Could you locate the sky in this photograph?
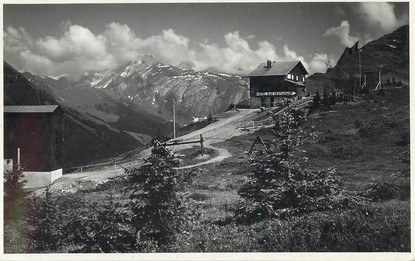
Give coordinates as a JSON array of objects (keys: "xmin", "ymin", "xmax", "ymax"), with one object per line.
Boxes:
[{"xmin": 3, "ymin": 2, "xmax": 409, "ymax": 78}]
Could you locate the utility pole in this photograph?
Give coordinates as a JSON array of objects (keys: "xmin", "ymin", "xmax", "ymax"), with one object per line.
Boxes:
[
  {"xmin": 359, "ymin": 49, "xmax": 362, "ymax": 89},
  {"xmin": 173, "ymin": 99, "xmax": 176, "ymax": 139}
]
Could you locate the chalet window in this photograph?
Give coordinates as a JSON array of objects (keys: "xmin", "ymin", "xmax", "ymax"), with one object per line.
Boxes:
[
  {"xmin": 302, "ymin": 76, "xmax": 305, "ymax": 82},
  {"xmin": 287, "ymin": 74, "xmax": 291, "ymax": 79},
  {"xmin": 296, "ymin": 75, "xmax": 299, "ymax": 81}
]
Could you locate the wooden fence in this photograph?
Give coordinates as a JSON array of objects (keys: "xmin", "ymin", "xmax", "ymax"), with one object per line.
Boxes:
[{"xmin": 236, "ymin": 97, "xmax": 313, "ymax": 130}]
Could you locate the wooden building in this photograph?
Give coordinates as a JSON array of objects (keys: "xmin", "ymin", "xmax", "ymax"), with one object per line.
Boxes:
[
  {"xmin": 248, "ymin": 60, "xmax": 309, "ymax": 108},
  {"xmin": 4, "ymin": 105, "xmax": 64, "ymax": 188}
]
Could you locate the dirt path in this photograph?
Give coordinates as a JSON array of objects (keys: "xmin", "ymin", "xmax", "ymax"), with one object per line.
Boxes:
[
  {"xmin": 122, "ymin": 109, "xmax": 258, "ymax": 168},
  {"xmin": 175, "ymin": 145, "xmax": 231, "ymax": 169},
  {"xmin": 46, "ymin": 109, "xmax": 259, "ymax": 193}
]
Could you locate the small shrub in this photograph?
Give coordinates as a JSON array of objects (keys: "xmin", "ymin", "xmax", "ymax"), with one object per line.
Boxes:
[
  {"xmin": 354, "ymin": 119, "xmax": 365, "ymax": 129},
  {"xmin": 364, "ymin": 179, "xmax": 399, "ymax": 202},
  {"xmin": 364, "ymin": 173, "xmax": 409, "ymax": 202},
  {"xmin": 188, "ymin": 192, "xmax": 209, "ymax": 201},
  {"xmin": 32, "ymin": 187, "xmax": 61, "ymax": 252},
  {"xmin": 396, "ymin": 131, "xmax": 410, "ymax": 146},
  {"xmin": 174, "ymin": 201, "xmax": 410, "ymax": 252},
  {"xmin": 323, "ymin": 90, "xmax": 330, "ymax": 108},
  {"xmin": 313, "ymin": 92, "xmax": 321, "ymax": 108}
]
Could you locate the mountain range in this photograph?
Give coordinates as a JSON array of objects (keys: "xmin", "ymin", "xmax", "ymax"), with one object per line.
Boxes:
[{"xmin": 23, "ymin": 54, "xmax": 249, "ymax": 126}]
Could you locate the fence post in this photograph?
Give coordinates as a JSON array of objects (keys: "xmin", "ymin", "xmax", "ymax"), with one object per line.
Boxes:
[
  {"xmin": 200, "ymin": 134, "xmax": 204, "ymax": 156},
  {"xmin": 17, "ymin": 148, "xmax": 21, "ymax": 170},
  {"xmin": 80, "ymin": 166, "xmax": 83, "ymax": 173}
]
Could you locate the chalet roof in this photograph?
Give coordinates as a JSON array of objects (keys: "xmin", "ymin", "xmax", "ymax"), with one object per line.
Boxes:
[
  {"xmin": 4, "ymin": 105, "xmax": 60, "ymax": 113},
  {"xmin": 248, "ymin": 61, "xmax": 308, "ymax": 77}
]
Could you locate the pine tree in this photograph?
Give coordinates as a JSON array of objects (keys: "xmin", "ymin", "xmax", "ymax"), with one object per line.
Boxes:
[
  {"xmin": 4, "ymin": 169, "xmax": 31, "ymax": 252},
  {"xmin": 33, "ymin": 186, "xmax": 60, "ymax": 252},
  {"xmin": 125, "ymin": 147, "xmax": 188, "ymax": 250},
  {"xmin": 236, "ymin": 109, "xmax": 350, "ymax": 223},
  {"xmin": 331, "ymin": 91, "xmax": 336, "ymax": 106},
  {"xmin": 323, "ymin": 89, "xmax": 330, "ymax": 108},
  {"xmin": 313, "ymin": 92, "xmax": 321, "ymax": 108},
  {"xmin": 386, "ymin": 78, "xmax": 391, "ymax": 86}
]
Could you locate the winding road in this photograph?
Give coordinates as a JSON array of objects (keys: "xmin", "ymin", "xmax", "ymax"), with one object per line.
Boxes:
[{"xmin": 47, "ymin": 108, "xmax": 260, "ymax": 193}]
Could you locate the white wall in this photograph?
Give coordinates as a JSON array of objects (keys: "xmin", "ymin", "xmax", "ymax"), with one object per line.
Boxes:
[
  {"xmin": 23, "ymin": 169, "xmax": 63, "ymax": 189},
  {"xmin": 50, "ymin": 169, "xmax": 63, "ymax": 183}
]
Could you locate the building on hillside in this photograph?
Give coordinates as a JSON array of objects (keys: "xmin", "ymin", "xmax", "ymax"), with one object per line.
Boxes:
[
  {"xmin": 248, "ymin": 60, "xmax": 309, "ymax": 108},
  {"xmin": 4, "ymin": 105, "xmax": 64, "ymax": 189}
]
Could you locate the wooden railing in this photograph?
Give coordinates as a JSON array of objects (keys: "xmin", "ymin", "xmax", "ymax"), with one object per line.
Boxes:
[{"xmin": 236, "ymin": 97, "xmax": 313, "ymax": 130}]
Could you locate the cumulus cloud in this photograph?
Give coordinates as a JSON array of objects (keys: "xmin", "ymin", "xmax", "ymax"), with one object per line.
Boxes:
[
  {"xmin": 192, "ymin": 32, "xmax": 279, "ymax": 74},
  {"xmin": 309, "ymin": 52, "xmax": 337, "ymax": 74},
  {"xmin": 283, "ymin": 44, "xmax": 308, "ymax": 69},
  {"xmin": 323, "ymin": 20, "xmax": 359, "ymax": 47},
  {"xmin": 358, "ymin": 2, "xmax": 408, "ymax": 32},
  {"xmin": 4, "ymin": 22, "xmax": 320, "ymax": 77}
]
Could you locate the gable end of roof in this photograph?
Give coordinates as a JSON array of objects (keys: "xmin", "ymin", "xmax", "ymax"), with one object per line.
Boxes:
[{"xmin": 248, "ymin": 61, "xmax": 308, "ymax": 77}]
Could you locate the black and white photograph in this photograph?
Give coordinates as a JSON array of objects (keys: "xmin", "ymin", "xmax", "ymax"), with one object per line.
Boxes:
[{"xmin": 2, "ymin": 1, "xmax": 412, "ymax": 258}]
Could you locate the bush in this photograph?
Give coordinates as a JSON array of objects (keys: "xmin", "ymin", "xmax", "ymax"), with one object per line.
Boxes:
[
  {"xmin": 30, "ymin": 190, "xmax": 138, "ymax": 253},
  {"xmin": 175, "ymin": 201, "xmax": 410, "ymax": 252},
  {"xmin": 313, "ymin": 92, "xmax": 321, "ymax": 108},
  {"xmin": 31, "ymin": 187, "xmax": 61, "ymax": 252},
  {"xmin": 396, "ymin": 131, "xmax": 410, "ymax": 146},
  {"xmin": 264, "ymin": 201, "xmax": 411, "ymax": 252},
  {"xmin": 354, "ymin": 119, "xmax": 365, "ymax": 128},
  {"xmin": 27, "ymin": 146, "xmax": 197, "ymax": 253},
  {"xmin": 364, "ymin": 173, "xmax": 409, "ymax": 202},
  {"xmin": 4, "ymin": 169, "xmax": 32, "ymax": 253},
  {"xmin": 323, "ymin": 90, "xmax": 330, "ymax": 108}
]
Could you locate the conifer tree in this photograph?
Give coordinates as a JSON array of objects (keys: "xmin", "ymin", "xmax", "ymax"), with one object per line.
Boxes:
[
  {"xmin": 236, "ymin": 109, "xmax": 349, "ymax": 223},
  {"xmin": 33, "ymin": 186, "xmax": 59, "ymax": 252},
  {"xmin": 323, "ymin": 89, "xmax": 330, "ymax": 108},
  {"xmin": 126, "ymin": 147, "xmax": 188, "ymax": 250},
  {"xmin": 313, "ymin": 92, "xmax": 321, "ymax": 108},
  {"xmin": 331, "ymin": 91, "xmax": 336, "ymax": 105}
]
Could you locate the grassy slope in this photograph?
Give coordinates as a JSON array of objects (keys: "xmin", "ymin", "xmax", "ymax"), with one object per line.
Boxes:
[{"xmin": 302, "ymin": 87, "xmax": 409, "ymax": 190}]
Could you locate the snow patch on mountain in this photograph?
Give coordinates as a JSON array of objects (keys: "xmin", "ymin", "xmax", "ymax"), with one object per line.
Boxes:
[{"xmin": 70, "ymin": 57, "xmax": 249, "ymax": 125}]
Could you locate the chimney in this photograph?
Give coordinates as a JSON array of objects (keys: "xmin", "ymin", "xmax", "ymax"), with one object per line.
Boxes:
[{"xmin": 266, "ymin": 60, "xmax": 272, "ymax": 68}]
